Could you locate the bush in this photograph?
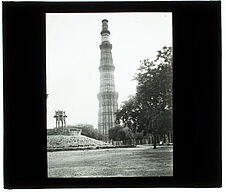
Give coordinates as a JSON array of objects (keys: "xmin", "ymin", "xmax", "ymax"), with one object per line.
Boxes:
[{"xmin": 109, "ymin": 125, "xmax": 134, "ymax": 145}]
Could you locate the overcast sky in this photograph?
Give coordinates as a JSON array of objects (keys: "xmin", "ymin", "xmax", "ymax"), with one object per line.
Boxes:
[{"xmin": 46, "ymin": 12, "xmax": 172, "ymax": 129}]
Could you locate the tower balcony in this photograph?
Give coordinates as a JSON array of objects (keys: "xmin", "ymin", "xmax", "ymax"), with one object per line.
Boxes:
[
  {"xmin": 97, "ymin": 91, "xmax": 119, "ymax": 100},
  {"xmin": 99, "ymin": 43, "xmax": 112, "ymax": 50},
  {"xmin": 98, "ymin": 64, "xmax": 115, "ymax": 72}
]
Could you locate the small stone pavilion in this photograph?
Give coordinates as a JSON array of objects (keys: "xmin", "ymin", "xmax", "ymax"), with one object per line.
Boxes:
[{"xmin": 47, "ymin": 110, "xmax": 82, "ymax": 136}]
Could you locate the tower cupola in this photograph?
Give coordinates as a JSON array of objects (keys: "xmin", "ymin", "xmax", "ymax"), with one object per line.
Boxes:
[{"xmin": 101, "ymin": 19, "xmax": 110, "ymax": 42}]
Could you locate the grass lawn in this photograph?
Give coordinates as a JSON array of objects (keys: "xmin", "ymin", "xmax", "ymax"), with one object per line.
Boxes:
[{"xmin": 48, "ymin": 145, "xmax": 173, "ymax": 178}]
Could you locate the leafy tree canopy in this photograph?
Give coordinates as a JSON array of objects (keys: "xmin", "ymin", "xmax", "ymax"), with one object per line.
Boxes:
[{"xmin": 116, "ymin": 46, "xmax": 173, "ymax": 138}]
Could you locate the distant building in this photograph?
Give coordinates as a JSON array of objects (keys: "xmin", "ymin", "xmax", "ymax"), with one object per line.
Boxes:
[{"xmin": 97, "ymin": 19, "xmax": 118, "ymax": 140}]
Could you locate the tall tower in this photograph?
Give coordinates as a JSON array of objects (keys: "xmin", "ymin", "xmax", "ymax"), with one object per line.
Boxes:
[{"xmin": 97, "ymin": 19, "xmax": 118, "ymax": 140}]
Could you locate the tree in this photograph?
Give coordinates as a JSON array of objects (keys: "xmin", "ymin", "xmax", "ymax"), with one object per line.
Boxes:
[
  {"xmin": 109, "ymin": 125, "xmax": 134, "ymax": 145},
  {"xmin": 116, "ymin": 95, "xmax": 142, "ymax": 132},
  {"xmin": 135, "ymin": 46, "xmax": 173, "ymax": 148},
  {"xmin": 121, "ymin": 127, "xmax": 133, "ymax": 145},
  {"xmin": 116, "ymin": 46, "xmax": 173, "ymax": 148},
  {"xmin": 109, "ymin": 125, "xmax": 122, "ymax": 141}
]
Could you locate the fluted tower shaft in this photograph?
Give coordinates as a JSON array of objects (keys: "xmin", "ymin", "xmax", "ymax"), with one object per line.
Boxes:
[{"xmin": 97, "ymin": 19, "xmax": 118, "ymax": 139}]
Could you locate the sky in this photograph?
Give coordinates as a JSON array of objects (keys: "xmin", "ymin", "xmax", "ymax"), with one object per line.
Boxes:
[{"xmin": 46, "ymin": 12, "xmax": 172, "ymax": 129}]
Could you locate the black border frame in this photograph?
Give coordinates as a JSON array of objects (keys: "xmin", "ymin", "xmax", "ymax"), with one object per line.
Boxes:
[{"xmin": 3, "ymin": 1, "xmax": 221, "ymax": 188}]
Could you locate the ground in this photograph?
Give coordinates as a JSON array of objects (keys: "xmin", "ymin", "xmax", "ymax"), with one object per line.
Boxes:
[{"xmin": 48, "ymin": 145, "xmax": 173, "ymax": 178}]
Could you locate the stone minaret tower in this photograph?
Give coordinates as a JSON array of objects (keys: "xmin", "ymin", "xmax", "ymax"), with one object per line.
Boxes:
[{"xmin": 97, "ymin": 19, "xmax": 118, "ymax": 140}]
